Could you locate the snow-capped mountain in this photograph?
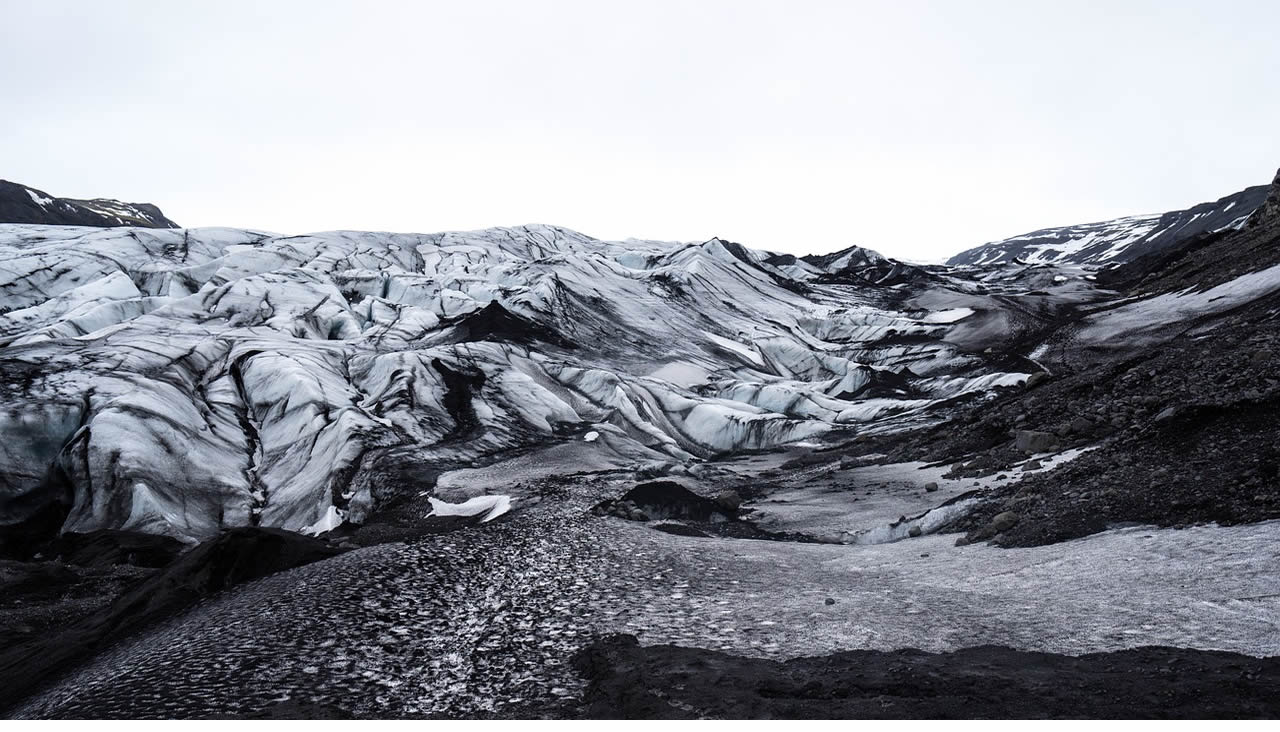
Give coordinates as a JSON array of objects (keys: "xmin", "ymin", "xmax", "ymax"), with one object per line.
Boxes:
[
  {"xmin": 0, "ymin": 180, "xmax": 178, "ymax": 229},
  {"xmin": 947, "ymin": 181, "xmax": 1270, "ymax": 267}
]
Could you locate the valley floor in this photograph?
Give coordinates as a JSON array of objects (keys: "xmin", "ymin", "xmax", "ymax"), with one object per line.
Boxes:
[{"xmin": 7, "ymin": 447, "xmax": 1279, "ymax": 719}]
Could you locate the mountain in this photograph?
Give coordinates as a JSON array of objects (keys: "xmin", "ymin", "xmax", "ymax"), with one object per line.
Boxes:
[
  {"xmin": 947, "ymin": 181, "xmax": 1270, "ymax": 267},
  {"xmin": 2, "ymin": 162, "xmax": 1278, "ymax": 546},
  {"xmin": 0, "ymin": 180, "xmax": 178, "ymax": 229},
  {"xmin": 2, "ymin": 169, "xmax": 1280, "ymax": 719}
]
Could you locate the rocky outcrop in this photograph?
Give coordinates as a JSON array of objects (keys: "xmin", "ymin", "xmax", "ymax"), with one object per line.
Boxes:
[{"xmin": 1246, "ymin": 167, "xmax": 1280, "ymax": 229}]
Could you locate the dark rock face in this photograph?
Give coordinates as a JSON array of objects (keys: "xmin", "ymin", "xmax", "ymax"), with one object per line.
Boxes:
[
  {"xmin": 571, "ymin": 635, "xmax": 1280, "ymax": 719},
  {"xmin": 1246, "ymin": 167, "xmax": 1280, "ymax": 229},
  {"xmin": 800, "ymin": 244, "xmax": 930, "ymax": 286},
  {"xmin": 54, "ymin": 530, "xmax": 185, "ymax": 569},
  {"xmin": 0, "ymin": 180, "xmax": 178, "ymax": 228}
]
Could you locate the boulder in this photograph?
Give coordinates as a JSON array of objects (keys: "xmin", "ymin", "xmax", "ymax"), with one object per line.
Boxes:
[
  {"xmin": 1015, "ymin": 430, "xmax": 1060, "ymax": 454},
  {"xmin": 1024, "ymin": 372, "xmax": 1049, "ymax": 388},
  {"xmin": 1069, "ymin": 416, "xmax": 1096, "ymax": 435},
  {"xmin": 712, "ymin": 489, "xmax": 743, "ymax": 512},
  {"xmin": 992, "ymin": 511, "xmax": 1020, "ymax": 533}
]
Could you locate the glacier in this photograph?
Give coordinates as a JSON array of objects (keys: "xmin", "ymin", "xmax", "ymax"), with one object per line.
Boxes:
[{"xmin": 0, "ymin": 223, "xmax": 1093, "ymax": 543}]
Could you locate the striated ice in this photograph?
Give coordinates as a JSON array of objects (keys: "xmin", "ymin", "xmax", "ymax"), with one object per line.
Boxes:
[{"xmin": 0, "ymin": 223, "xmax": 1054, "ymax": 541}]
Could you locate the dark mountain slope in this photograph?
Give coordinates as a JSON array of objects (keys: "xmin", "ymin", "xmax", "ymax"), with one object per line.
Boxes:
[
  {"xmin": 948, "ymin": 181, "xmax": 1269, "ymax": 267},
  {"xmin": 0, "ymin": 180, "xmax": 178, "ymax": 228}
]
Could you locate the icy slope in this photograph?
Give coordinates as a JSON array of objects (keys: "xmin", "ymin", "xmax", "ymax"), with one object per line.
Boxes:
[
  {"xmin": 947, "ymin": 182, "xmax": 1270, "ymax": 267},
  {"xmin": 0, "ymin": 224, "xmax": 1051, "ymax": 542}
]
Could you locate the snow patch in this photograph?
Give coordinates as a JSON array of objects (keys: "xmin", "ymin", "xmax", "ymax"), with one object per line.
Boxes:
[{"xmin": 427, "ymin": 494, "xmax": 513, "ymax": 523}]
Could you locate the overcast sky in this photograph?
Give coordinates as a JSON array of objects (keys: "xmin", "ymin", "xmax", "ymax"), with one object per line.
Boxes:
[{"xmin": 3, "ymin": 1, "xmax": 1278, "ymax": 262}]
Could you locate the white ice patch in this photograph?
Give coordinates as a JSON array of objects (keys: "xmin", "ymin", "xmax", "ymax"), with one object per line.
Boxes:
[
  {"xmin": 427, "ymin": 494, "xmax": 512, "ymax": 523},
  {"xmin": 647, "ymin": 361, "xmax": 711, "ymax": 387},
  {"xmin": 919, "ymin": 307, "xmax": 974, "ymax": 323},
  {"xmin": 1078, "ymin": 261, "xmax": 1280, "ymax": 346},
  {"xmin": 302, "ymin": 505, "xmax": 346, "ymax": 536}
]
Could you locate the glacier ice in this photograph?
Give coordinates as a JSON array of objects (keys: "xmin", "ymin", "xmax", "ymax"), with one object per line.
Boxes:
[{"xmin": 0, "ymin": 223, "xmax": 1045, "ymax": 541}]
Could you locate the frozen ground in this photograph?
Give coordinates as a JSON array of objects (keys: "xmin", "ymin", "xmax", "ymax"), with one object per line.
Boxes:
[{"xmin": 611, "ymin": 518, "xmax": 1280, "ymax": 658}]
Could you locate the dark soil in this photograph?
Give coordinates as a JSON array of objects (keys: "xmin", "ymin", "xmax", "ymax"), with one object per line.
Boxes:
[
  {"xmin": 571, "ymin": 634, "xmax": 1280, "ymax": 719},
  {"xmin": 957, "ymin": 393, "xmax": 1280, "ymax": 547},
  {"xmin": 0, "ymin": 528, "xmax": 345, "ymax": 712}
]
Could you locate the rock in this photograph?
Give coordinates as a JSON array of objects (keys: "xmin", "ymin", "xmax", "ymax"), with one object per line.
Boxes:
[
  {"xmin": 992, "ymin": 511, "xmax": 1020, "ymax": 533},
  {"xmin": 954, "ymin": 537, "xmax": 970, "ymax": 547},
  {"xmin": 824, "ymin": 597, "xmax": 836, "ymax": 606},
  {"xmin": 924, "ymin": 481, "xmax": 939, "ymax": 492},
  {"xmin": 908, "ymin": 526, "xmax": 923, "ymax": 537},
  {"xmin": 1069, "ymin": 416, "xmax": 1096, "ymax": 435},
  {"xmin": 712, "ymin": 489, "xmax": 743, "ymax": 512},
  {"xmin": 1154, "ymin": 406, "xmax": 1179, "ymax": 422},
  {"xmin": 54, "ymin": 530, "xmax": 185, "ymax": 569},
  {"xmin": 1024, "ymin": 372, "xmax": 1049, "ymax": 388},
  {"xmin": 616, "ymin": 481, "xmax": 733, "ymax": 522},
  {"xmin": 1015, "ymin": 430, "xmax": 1060, "ymax": 454}
]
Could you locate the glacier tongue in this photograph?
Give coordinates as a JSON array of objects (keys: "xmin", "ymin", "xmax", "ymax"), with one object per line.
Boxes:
[{"xmin": 0, "ymin": 223, "xmax": 1045, "ymax": 542}]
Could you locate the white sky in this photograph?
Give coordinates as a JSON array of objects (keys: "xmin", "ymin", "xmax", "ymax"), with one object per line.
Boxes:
[{"xmin": 3, "ymin": 1, "xmax": 1278, "ymax": 262}]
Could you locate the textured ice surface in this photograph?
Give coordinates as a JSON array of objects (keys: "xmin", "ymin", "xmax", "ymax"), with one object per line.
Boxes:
[{"xmin": 0, "ymin": 224, "xmax": 1045, "ymax": 540}]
